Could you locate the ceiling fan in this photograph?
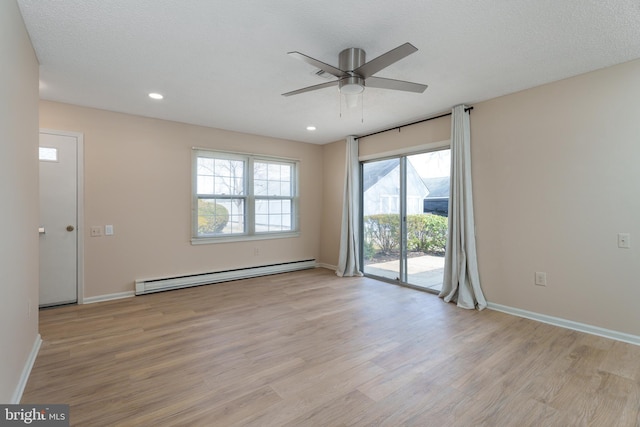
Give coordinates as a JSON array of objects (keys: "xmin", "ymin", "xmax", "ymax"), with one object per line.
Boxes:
[{"xmin": 282, "ymin": 42, "xmax": 428, "ymax": 97}]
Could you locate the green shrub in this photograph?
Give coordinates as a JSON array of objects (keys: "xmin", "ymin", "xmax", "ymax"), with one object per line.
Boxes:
[
  {"xmin": 197, "ymin": 200, "xmax": 229, "ymax": 234},
  {"xmin": 363, "ymin": 213, "xmax": 448, "ymax": 256},
  {"xmin": 363, "ymin": 214, "xmax": 400, "ymax": 254},
  {"xmin": 363, "ymin": 237, "xmax": 376, "ymax": 260},
  {"xmin": 406, "ymin": 214, "xmax": 448, "ymax": 254}
]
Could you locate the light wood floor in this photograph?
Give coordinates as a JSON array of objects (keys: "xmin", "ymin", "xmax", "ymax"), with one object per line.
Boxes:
[{"xmin": 23, "ymin": 268, "xmax": 640, "ymax": 426}]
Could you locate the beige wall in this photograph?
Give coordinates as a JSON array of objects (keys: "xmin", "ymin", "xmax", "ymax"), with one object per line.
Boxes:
[
  {"xmin": 40, "ymin": 102, "xmax": 323, "ymax": 298},
  {"xmin": 320, "ymin": 60, "xmax": 640, "ymax": 337},
  {"xmin": 359, "ymin": 115, "xmax": 451, "ymax": 159},
  {"xmin": 473, "ymin": 59, "xmax": 640, "ymax": 336},
  {"xmin": 0, "ymin": 0, "xmax": 40, "ymax": 402}
]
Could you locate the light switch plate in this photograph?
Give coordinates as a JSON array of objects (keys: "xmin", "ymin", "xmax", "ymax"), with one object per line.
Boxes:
[
  {"xmin": 618, "ymin": 233, "xmax": 631, "ymax": 249},
  {"xmin": 90, "ymin": 226, "xmax": 102, "ymax": 237},
  {"xmin": 105, "ymin": 225, "xmax": 114, "ymax": 236}
]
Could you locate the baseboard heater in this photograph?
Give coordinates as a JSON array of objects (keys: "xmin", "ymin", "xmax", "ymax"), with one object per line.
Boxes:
[{"xmin": 135, "ymin": 259, "xmax": 316, "ymax": 295}]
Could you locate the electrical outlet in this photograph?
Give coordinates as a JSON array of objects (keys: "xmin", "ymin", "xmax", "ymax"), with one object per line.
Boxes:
[
  {"xmin": 254, "ymin": 247, "xmax": 260, "ymax": 256},
  {"xmin": 535, "ymin": 272, "xmax": 547, "ymax": 286},
  {"xmin": 90, "ymin": 226, "xmax": 103, "ymax": 237},
  {"xmin": 618, "ymin": 233, "xmax": 631, "ymax": 249}
]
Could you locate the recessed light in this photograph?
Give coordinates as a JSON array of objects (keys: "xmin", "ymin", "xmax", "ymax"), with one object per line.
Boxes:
[
  {"xmin": 148, "ymin": 92, "xmax": 164, "ymax": 100},
  {"xmin": 306, "ymin": 126, "xmax": 316, "ymax": 131}
]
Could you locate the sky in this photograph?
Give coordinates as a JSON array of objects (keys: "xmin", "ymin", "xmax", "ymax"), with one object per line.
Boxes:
[{"xmin": 408, "ymin": 149, "xmax": 450, "ymax": 178}]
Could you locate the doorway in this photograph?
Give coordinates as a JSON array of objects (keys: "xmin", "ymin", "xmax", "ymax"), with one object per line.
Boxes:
[
  {"xmin": 362, "ymin": 149, "xmax": 450, "ymax": 292},
  {"xmin": 39, "ymin": 129, "xmax": 84, "ymax": 307}
]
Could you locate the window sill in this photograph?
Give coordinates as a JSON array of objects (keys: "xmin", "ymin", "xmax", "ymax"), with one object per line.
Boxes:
[{"xmin": 191, "ymin": 231, "xmax": 300, "ymax": 245}]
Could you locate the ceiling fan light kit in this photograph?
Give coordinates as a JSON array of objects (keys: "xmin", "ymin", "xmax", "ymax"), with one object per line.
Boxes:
[
  {"xmin": 340, "ymin": 76, "xmax": 365, "ymax": 95},
  {"xmin": 282, "ymin": 42, "xmax": 428, "ymax": 100}
]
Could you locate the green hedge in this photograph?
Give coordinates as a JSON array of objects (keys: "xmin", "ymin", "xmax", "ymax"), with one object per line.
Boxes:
[
  {"xmin": 363, "ymin": 213, "xmax": 447, "ymax": 256},
  {"xmin": 406, "ymin": 214, "xmax": 447, "ymax": 254},
  {"xmin": 363, "ymin": 214, "xmax": 400, "ymax": 255}
]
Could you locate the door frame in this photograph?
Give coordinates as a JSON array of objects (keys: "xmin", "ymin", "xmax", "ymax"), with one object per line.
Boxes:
[{"xmin": 40, "ymin": 128, "xmax": 85, "ymax": 304}]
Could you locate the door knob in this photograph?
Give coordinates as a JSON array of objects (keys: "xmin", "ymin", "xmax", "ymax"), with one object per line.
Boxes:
[{"xmin": 66, "ymin": 225, "xmax": 75, "ymax": 232}]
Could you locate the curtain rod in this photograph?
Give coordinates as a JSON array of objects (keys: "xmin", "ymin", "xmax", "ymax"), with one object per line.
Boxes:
[{"xmin": 357, "ymin": 106, "xmax": 474, "ymax": 140}]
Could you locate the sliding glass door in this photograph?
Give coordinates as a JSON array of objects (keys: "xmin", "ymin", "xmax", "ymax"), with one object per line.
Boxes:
[
  {"xmin": 362, "ymin": 158, "xmax": 402, "ymax": 281},
  {"xmin": 362, "ymin": 149, "xmax": 450, "ymax": 292}
]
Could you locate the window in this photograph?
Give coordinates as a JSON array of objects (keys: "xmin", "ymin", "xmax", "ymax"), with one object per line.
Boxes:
[
  {"xmin": 193, "ymin": 149, "xmax": 298, "ymax": 243},
  {"xmin": 39, "ymin": 147, "xmax": 58, "ymax": 162}
]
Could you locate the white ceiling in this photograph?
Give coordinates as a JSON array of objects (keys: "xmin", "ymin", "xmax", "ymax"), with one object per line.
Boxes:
[{"xmin": 17, "ymin": 0, "xmax": 640, "ymax": 144}]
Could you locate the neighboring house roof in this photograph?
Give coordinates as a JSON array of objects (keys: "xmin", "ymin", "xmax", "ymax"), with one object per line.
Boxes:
[
  {"xmin": 423, "ymin": 176, "xmax": 449, "ymax": 198},
  {"xmin": 364, "ymin": 160, "xmax": 445, "ymax": 198},
  {"xmin": 362, "ymin": 159, "xmax": 398, "ymax": 192}
]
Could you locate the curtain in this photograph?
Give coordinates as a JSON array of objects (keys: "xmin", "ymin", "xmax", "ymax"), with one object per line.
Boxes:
[
  {"xmin": 336, "ymin": 136, "xmax": 363, "ymax": 277},
  {"xmin": 440, "ymin": 105, "xmax": 487, "ymax": 310}
]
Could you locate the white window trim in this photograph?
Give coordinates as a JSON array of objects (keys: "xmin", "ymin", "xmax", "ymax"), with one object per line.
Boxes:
[
  {"xmin": 358, "ymin": 140, "xmax": 450, "ymax": 162},
  {"xmin": 191, "ymin": 231, "xmax": 300, "ymax": 245},
  {"xmin": 191, "ymin": 149, "xmax": 300, "ymax": 244}
]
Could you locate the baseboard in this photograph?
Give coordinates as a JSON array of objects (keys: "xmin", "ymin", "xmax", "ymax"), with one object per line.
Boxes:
[
  {"xmin": 11, "ymin": 334, "xmax": 42, "ymax": 404},
  {"xmin": 82, "ymin": 291, "xmax": 135, "ymax": 304},
  {"xmin": 487, "ymin": 302, "xmax": 640, "ymax": 347},
  {"xmin": 316, "ymin": 263, "xmax": 337, "ymax": 271}
]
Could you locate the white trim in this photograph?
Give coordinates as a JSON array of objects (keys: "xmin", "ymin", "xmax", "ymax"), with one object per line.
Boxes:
[
  {"xmin": 83, "ymin": 291, "xmax": 135, "ymax": 304},
  {"xmin": 39, "ymin": 128, "xmax": 85, "ymax": 305},
  {"xmin": 11, "ymin": 334, "xmax": 42, "ymax": 404},
  {"xmin": 316, "ymin": 263, "xmax": 338, "ymax": 271},
  {"xmin": 487, "ymin": 302, "xmax": 640, "ymax": 347},
  {"xmin": 358, "ymin": 139, "xmax": 450, "ymax": 162},
  {"xmin": 77, "ymin": 134, "xmax": 85, "ymax": 304},
  {"xmin": 191, "ymin": 146, "xmax": 300, "ymax": 163},
  {"xmin": 191, "ymin": 231, "xmax": 300, "ymax": 245}
]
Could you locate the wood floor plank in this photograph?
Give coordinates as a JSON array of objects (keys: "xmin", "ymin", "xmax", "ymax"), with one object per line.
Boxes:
[
  {"xmin": 22, "ymin": 268, "xmax": 640, "ymax": 426},
  {"xmin": 281, "ymin": 390, "xmax": 375, "ymax": 427}
]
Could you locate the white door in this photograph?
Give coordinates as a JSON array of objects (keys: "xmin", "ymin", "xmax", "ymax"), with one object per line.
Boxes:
[{"xmin": 39, "ymin": 131, "xmax": 78, "ymax": 306}]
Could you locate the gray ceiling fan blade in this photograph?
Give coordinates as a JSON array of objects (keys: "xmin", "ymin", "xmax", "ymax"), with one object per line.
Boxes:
[
  {"xmin": 282, "ymin": 80, "xmax": 339, "ymax": 96},
  {"xmin": 288, "ymin": 51, "xmax": 347, "ymax": 78},
  {"xmin": 354, "ymin": 43, "xmax": 418, "ymax": 78},
  {"xmin": 365, "ymin": 76, "xmax": 428, "ymax": 93}
]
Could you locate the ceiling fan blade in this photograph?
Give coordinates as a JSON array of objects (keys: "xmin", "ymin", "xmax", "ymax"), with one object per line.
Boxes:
[
  {"xmin": 287, "ymin": 51, "xmax": 347, "ymax": 78},
  {"xmin": 282, "ymin": 80, "xmax": 339, "ymax": 97},
  {"xmin": 354, "ymin": 42, "xmax": 418, "ymax": 78},
  {"xmin": 365, "ymin": 76, "xmax": 428, "ymax": 93}
]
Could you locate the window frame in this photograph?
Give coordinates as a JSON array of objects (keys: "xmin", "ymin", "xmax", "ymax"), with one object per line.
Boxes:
[{"xmin": 192, "ymin": 149, "xmax": 300, "ymax": 244}]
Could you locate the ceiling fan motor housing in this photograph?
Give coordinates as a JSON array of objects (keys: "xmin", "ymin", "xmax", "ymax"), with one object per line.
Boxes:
[{"xmin": 339, "ymin": 48, "xmax": 366, "ymax": 94}]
